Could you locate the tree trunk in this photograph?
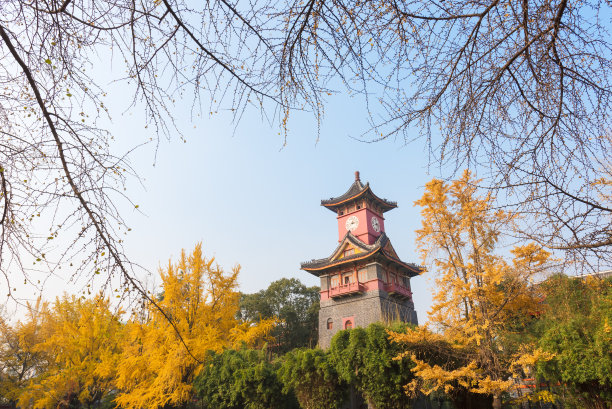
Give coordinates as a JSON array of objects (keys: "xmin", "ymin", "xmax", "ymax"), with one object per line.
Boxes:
[{"xmin": 492, "ymin": 394, "xmax": 501, "ymax": 409}]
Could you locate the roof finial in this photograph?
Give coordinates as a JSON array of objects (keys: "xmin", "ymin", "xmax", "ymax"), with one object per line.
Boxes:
[{"xmin": 355, "ymin": 171, "xmax": 360, "ymax": 181}]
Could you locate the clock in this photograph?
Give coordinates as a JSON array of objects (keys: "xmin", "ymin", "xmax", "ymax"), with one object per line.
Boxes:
[
  {"xmin": 371, "ymin": 216, "xmax": 381, "ymax": 232},
  {"xmin": 345, "ymin": 215, "xmax": 359, "ymax": 231}
]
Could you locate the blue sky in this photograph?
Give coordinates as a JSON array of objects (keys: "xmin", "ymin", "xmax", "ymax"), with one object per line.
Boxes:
[
  {"xmin": 104, "ymin": 85, "xmax": 441, "ymax": 322},
  {"xmin": 3, "ymin": 62, "xmax": 444, "ymax": 323}
]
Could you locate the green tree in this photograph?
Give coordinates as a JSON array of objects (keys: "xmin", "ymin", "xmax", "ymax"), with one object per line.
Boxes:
[
  {"xmin": 329, "ymin": 322, "xmax": 416, "ymax": 409},
  {"xmin": 535, "ymin": 274, "xmax": 612, "ymax": 409},
  {"xmin": 194, "ymin": 348, "xmax": 298, "ymax": 409},
  {"xmin": 239, "ymin": 278, "xmax": 319, "ymax": 353},
  {"xmin": 278, "ymin": 348, "xmax": 347, "ymax": 409}
]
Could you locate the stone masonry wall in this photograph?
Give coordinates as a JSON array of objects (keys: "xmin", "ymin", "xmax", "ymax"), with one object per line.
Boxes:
[{"xmin": 318, "ymin": 288, "xmax": 418, "ymax": 349}]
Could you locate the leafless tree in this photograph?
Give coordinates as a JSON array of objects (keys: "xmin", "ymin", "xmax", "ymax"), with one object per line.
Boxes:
[
  {"xmin": 0, "ymin": 0, "xmax": 283, "ymax": 302},
  {"xmin": 0, "ymin": 0, "xmax": 610, "ymax": 305},
  {"xmin": 276, "ymin": 0, "xmax": 612, "ymax": 269}
]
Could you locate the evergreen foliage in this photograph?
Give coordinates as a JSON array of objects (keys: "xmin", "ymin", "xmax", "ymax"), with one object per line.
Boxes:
[
  {"xmin": 194, "ymin": 348, "xmax": 298, "ymax": 409},
  {"xmin": 278, "ymin": 348, "xmax": 347, "ymax": 409},
  {"xmin": 239, "ymin": 278, "xmax": 320, "ymax": 353},
  {"xmin": 329, "ymin": 322, "xmax": 416, "ymax": 409},
  {"xmin": 534, "ymin": 274, "xmax": 612, "ymax": 409}
]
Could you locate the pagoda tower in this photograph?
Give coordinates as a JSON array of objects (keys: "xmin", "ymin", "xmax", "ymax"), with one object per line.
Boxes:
[{"xmin": 301, "ymin": 171, "xmax": 422, "ymax": 348}]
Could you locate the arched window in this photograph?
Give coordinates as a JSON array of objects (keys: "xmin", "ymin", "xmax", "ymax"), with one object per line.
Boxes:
[
  {"xmin": 344, "ymin": 320, "xmax": 353, "ymax": 330},
  {"xmin": 327, "ymin": 318, "xmax": 333, "ymax": 330}
]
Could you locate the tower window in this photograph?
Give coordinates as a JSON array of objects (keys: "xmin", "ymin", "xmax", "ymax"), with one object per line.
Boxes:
[
  {"xmin": 327, "ymin": 318, "xmax": 333, "ymax": 330},
  {"xmin": 342, "ymin": 274, "xmax": 353, "ymax": 285},
  {"xmin": 344, "ymin": 320, "xmax": 353, "ymax": 330}
]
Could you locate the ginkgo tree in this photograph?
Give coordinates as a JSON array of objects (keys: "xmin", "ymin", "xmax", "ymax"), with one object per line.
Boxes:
[
  {"xmin": 114, "ymin": 243, "xmax": 277, "ymax": 409},
  {"xmin": 389, "ymin": 171, "xmax": 554, "ymax": 409},
  {"xmin": 0, "ymin": 299, "xmax": 48, "ymax": 406},
  {"xmin": 6, "ymin": 295, "xmax": 123, "ymax": 409}
]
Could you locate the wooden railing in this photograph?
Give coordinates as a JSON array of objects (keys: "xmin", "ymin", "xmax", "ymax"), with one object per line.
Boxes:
[
  {"xmin": 329, "ymin": 282, "xmax": 365, "ymax": 298},
  {"xmin": 384, "ymin": 282, "xmax": 412, "ymax": 299}
]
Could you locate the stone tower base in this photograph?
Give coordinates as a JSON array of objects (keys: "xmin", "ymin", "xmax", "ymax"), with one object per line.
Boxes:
[{"xmin": 318, "ymin": 289, "xmax": 417, "ymax": 349}]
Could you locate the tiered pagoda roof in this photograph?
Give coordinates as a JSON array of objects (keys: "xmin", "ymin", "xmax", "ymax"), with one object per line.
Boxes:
[
  {"xmin": 301, "ymin": 231, "xmax": 422, "ymax": 277},
  {"xmin": 321, "ymin": 171, "xmax": 397, "ymax": 213}
]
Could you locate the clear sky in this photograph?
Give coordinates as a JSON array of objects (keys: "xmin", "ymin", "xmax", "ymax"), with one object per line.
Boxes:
[
  {"xmin": 112, "ymin": 89, "xmax": 440, "ymax": 323},
  {"xmin": 5, "ymin": 63, "xmax": 445, "ymax": 323}
]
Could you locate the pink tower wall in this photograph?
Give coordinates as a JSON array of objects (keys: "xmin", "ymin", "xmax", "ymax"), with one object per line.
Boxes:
[{"xmin": 337, "ymin": 208, "xmax": 385, "ymax": 244}]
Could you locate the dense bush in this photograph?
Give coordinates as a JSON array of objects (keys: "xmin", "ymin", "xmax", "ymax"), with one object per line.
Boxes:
[
  {"xmin": 194, "ymin": 348, "xmax": 298, "ymax": 409},
  {"xmin": 535, "ymin": 275, "xmax": 612, "ymax": 409},
  {"xmin": 278, "ymin": 348, "xmax": 347, "ymax": 409},
  {"xmin": 329, "ymin": 322, "xmax": 417, "ymax": 409}
]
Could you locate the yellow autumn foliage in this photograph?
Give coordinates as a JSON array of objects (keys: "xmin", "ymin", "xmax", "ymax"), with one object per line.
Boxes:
[
  {"xmin": 14, "ymin": 295, "xmax": 123, "ymax": 409},
  {"xmin": 0, "ymin": 299, "xmax": 48, "ymax": 404},
  {"xmin": 509, "ymin": 347, "xmax": 555, "ymax": 375},
  {"xmin": 391, "ymin": 171, "xmax": 554, "ymax": 408},
  {"xmin": 114, "ymin": 243, "xmax": 277, "ymax": 409}
]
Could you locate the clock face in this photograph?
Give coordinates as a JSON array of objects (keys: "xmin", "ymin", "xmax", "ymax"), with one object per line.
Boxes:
[
  {"xmin": 345, "ymin": 215, "xmax": 359, "ymax": 232},
  {"xmin": 371, "ymin": 216, "xmax": 381, "ymax": 233}
]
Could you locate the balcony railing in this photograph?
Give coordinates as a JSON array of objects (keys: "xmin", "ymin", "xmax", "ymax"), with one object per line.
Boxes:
[
  {"xmin": 384, "ymin": 282, "xmax": 412, "ymax": 299},
  {"xmin": 329, "ymin": 282, "xmax": 365, "ymax": 298}
]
